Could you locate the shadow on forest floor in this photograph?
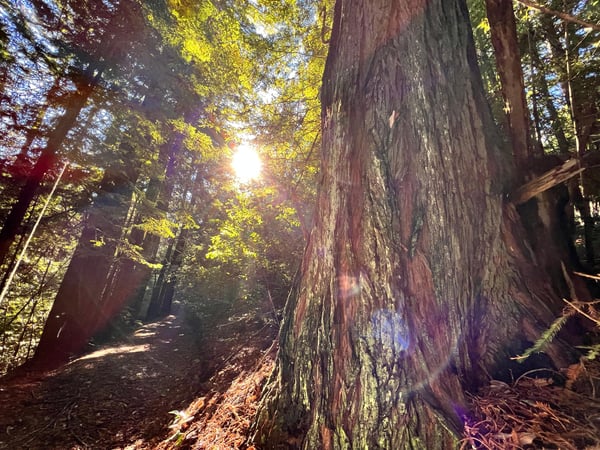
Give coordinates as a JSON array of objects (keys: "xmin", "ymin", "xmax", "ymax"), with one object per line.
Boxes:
[{"xmin": 0, "ymin": 308, "xmax": 278, "ymax": 449}]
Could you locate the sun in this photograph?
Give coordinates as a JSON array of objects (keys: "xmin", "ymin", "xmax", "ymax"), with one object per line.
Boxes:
[{"xmin": 232, "ymin": 144, "xmax": 262, "ymax": 183}]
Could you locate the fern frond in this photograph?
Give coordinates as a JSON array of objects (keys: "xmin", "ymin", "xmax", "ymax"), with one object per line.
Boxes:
[
  {"xmin": 513, "ymin": 311, "xmax": 573, "ymax": 363},
  {"xmin": 576, "ymin": 344, "xmax": 600, "ymax": 361}
]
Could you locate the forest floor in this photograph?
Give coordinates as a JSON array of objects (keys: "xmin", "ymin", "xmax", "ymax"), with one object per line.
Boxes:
[
  {"xmin": 0, "ymin": 304, "xmax": 278, "ymax": 450},
  {"xmin": 3, "ymin": 306, "xmax": 600, "ymax": 450}
]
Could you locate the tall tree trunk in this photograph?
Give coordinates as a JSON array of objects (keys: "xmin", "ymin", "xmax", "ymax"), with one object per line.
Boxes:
[
  {"xmin": 146, "ymin": 238, "xmax": 175, "ymax": 319},
  {"xmin": 0, "ymin": 66, "xmax": 100, "ymax": 268},
  {"xmin": 19, "ymin": 77, "xmax": 63, "ymax": 157},
  {"xmin": 106, "ymin": 109, "xmax": 199, "ymax": 322},
  {"xmin": 29, "ymin": 143, "xmax": 138, "ymax": 369},
  {"xmin": 539, "ymin": 14, "xmax": 597, "ymax": 269},
  {"xmin": 484, "ymin": 2, "xmax": 582, "ymax": 290},
  {"xmin": 528, "ymin": 27, "xmax": 570, "ymax": 154},
  {"xmin": 147, "ymin": 227, "xmax": 188, "ymax": 318},
  {"xmin": 105, "ymin": 171, "xmax": 164, "ymax": 322},
  {"xmin": 253, "ymin": 1, "xmax": 574, "ymax": 448},
  {"xmin": 569, "ymin": 180, "xmax": 595, "ymax": 267},
  {"xmin": 106, "ymin": 156, "xmax": 175, "ymax": 322},
  {"xmin": 539, "ymin": 9, "xmax": 594, "ymax": 154},
  {"xmin": 485, "ymin": 0, "xmax": 535, "ymax": 175},
  {"xmin": 146, "ymin": 165, "xmax": 203, "ymax": 319}
]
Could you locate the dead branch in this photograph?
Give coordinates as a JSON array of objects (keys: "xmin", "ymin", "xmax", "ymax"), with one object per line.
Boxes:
[
  {"xmin": 515, "ymin": 0, "xmax": 600, "ymax": 32},
  {"xmin": 510, "ymin": 151, "xmax": 600, "ymax": 204},
  {"xmin": 511, "ymin": 158, "xmax": 583, "ymax": 204}
]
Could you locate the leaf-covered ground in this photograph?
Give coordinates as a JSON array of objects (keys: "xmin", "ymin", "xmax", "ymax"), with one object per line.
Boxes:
[
  {"xmin": 3, "ymin": 302, "xmax": 599, "ymax": 450},
  {"xmin": 0, "ymin": 307, "xmax": 277, "ymax": 450}
]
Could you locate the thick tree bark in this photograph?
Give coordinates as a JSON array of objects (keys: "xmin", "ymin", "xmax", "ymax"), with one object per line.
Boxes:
[{"xmin": 253, "ymin": 1, "xmax": 573, "ymax": 448}]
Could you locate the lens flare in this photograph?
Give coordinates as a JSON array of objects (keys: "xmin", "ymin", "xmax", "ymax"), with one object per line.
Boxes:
[
  {"xmin": 232, "ymin": 144, "xmax": 261, "ymax": 183},
  {"xmin": 370, "ymin": 309, "xmax": 410, "ymax": 352}
]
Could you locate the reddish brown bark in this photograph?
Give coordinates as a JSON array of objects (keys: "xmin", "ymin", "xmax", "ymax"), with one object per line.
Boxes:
[
  {"xmin": 485, "ymin": 0, "xmax": 535, "ymax": 176},
  {"xmin": 253, "ymin": 1, "xmax": 574, "ymax": 448},
  {"xmin": 30, "ymin": 144, "xmax": 139, "ymax": 369}
]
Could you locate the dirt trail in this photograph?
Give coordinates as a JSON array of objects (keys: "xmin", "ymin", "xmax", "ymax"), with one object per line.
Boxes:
[{"xmin": 0, "ymin": 313, "xmax": 210, "ymax": 449}]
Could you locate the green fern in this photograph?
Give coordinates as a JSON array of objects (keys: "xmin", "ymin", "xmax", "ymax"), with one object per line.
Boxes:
[
  {"xmin": 576, "ymin": 344, "xmax": 600, "ymax": 361},
  {"xmin": 513, "ymin": 311, "xmax": 573, "ymax": 362}
]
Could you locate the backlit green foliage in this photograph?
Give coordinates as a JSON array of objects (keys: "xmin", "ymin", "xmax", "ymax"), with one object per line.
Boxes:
[{"xmin": 134, "ymin": 217, "xmax": 178, "ymax": 239}]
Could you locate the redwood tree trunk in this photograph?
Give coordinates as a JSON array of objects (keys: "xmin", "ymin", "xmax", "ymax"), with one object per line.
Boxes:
[
  {"xmin": 485, "ymin": 0, "xmax": 535, "ymax": 173},
  {"xmin": 253, "ymin": 1, "xmax": 572, "ymax": 448},
  {"xmin": 30, "ymin": 143, "xmax": 139, "ymax": 368}
]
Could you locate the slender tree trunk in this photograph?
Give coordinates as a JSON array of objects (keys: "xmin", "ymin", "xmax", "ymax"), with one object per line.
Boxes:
[
  {"xmin": 568, "ymin": 180, "xmax": 595, "ymax": 268},
  {"xmin": 0, "ymin": 67, "xmax": 100, "ymax": 268},
  {"xmin": 485, "ymin": 0, "xmax": 535, "ymax": 174},
  {"xmin": 105, "ymin": 173, "xmax": 164, "ymax": 321},
  {"xmin": 253, "ymin": 1, "xmax": 574, "ymax": 448},
  {"xmin": 528, "ymin": 27, "xmax": 570, "ymax": 154},
  {"xmin": 19, "ymin": 77, "xmax": 63, "ymax": 157},
  {"xmin": 539, "ymin": 14, "xmax": 598, "ymax": 269},
  {"xmin": 146, "ymin": 238, "xmax": 175, "ymax": 319},
  {"xmin": 539, "ymin": 10, "xmax": 593, "ymax": 153},
  {"xmin": 147, "ymin": 165, "xmax": 203, "ymax": 319},
  {"xmin": 484, "ymin": 2, "xmax": 583, "ymax": 290},
  {"xmin": 101, "ymin": 100, "xmax": 176, "ymax": 321},
  {"xmin": 140, "ymin": 133, "xmax": 181, "ymax": 320},
  {"xmin": 147, "ymin": 227, "xmax": 188, "ymax": 318},
  {"xmin": 5, "ymin": 78, "xmax": 64, "ymax": 190},
  {"xmin": 107, "ymin": 109, "xmax": 200, "ymax": 322},
  {"xmin": 527, "ymin": 20, "xmax": 584, "ymax": 271},
  {"xmin": 107, "ymin": 144, "xmax": 176, "ymax": 322}
]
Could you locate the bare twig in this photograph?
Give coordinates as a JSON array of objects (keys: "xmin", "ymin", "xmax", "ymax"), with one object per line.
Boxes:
[
  {"xmin": 563, "ymin": 298, "xmax": 599, "ymax": 324},
  {"xmin": 515, "ymin": 0, "xmax": 600, "ymax": 32},
  {"xmin": 574, "ymin": 271, "xmax": 600, "ymax": 281}
]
